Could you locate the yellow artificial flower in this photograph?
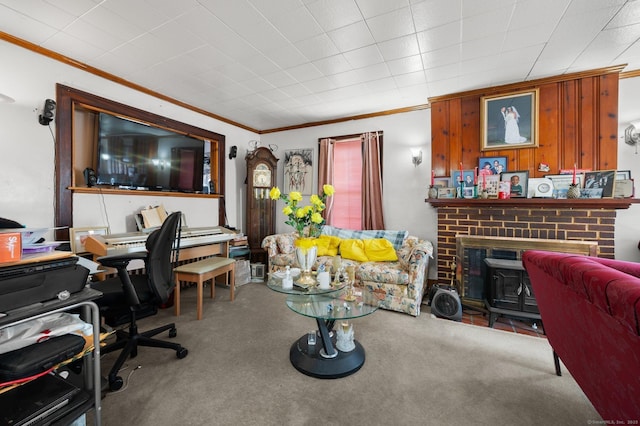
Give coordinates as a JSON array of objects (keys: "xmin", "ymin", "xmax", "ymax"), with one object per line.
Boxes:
[
  {"xmin": 268, "ymin": 184, "xmax": 335, "ymax": 238},
  {"xmin": 323, "ymin": 184, "xmax": 335, "ymax": 196},
  {"xmin": 269, "ymin": 187, "xmax": 281, "ymax": 200},
  {"xmin": 311, "ymin": 212, "xmax": 323, "ymax": 224}
]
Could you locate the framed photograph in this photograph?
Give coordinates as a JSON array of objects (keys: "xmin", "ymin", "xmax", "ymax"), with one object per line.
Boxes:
[
  {"xmin": 500, "ymin": 170, "xmax": 529, "ymax": 198},
  {"xmin": 283, "ymin": 148, "xmax": 313, "ymax": 195},
  {"xmin": 479, "ymin": 156, "xmax": 507, "ymax": 176},
  {"xmin": 616, "ymin": 170, "xmax": 631, "ymax": 180},
  {"xmin": 545, "ymin": 174, "xmax": 584, "ymax": 198},
  {"xmin": 69, "ymin": 226, "xmax": 109, "ymax": 254},
  {"xmin": 437, "ymin": 187, "xmax": 457, "ymax": 198},
  {"xmin": 479, "ymin": 174, "xmax": 500, "ymax": 198},
  {"xmin": 451, "ymin": 170, "xmax": 476, "ymax": 188},
  {"xmin": 584, "ymin": 170, "xmax": 616, "ymax": 198},
  {"xmin": 580, "ymin": 188, "xmax": 603, "ymax": 199},
  {"xmin": 481, "ymin": 89, "xmax": 539, "ymax": 151},
  {"xmin": 433, "ymin": 177, "xmax": 451, "ymax": 187}
]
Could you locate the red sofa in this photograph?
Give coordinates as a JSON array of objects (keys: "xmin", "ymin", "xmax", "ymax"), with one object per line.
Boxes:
[{"xmin": 523, "ymin": 251, "xmax": 640, "ymax": 421}]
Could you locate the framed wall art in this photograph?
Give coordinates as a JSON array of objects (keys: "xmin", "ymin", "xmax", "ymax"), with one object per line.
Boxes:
[
  {"xmin": 500, "ymin": 170, "xmax": 529, "ymax": 198},
  {"xmin": 616, "ymin": 170, "xmax": 631, "ymax": 180},
  {"xmin": 283, "ymin": 148, "xmax": 313, "ymax": 195},
  {"xmin": 433, "ymin": 177, "xmax": 451, "ymax": 187},
  {"xmin": 69, "ymin": 226, "xmax": 109, "ymax": 254},
  {"xmin": 481, "ymin": 89, "xmax": 539, "ymax": 151},
  {"xmin": 584, "ymin": 170, "xmax": 616, "ymax": 198},
  {"xmin": 451, "ymin": 170, "xmax": 476, "ymax": 188},
  {"xmin": 479, "ymin": 156, "xmax": 507, "ymax": 176},
  {"xmin": 479, "ymin": 174, "xmax": 500, "ymax": 198}
]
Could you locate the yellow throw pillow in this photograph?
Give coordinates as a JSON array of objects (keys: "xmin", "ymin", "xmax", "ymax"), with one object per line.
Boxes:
[
  {"xmin": 340, "ymin": 239, "xmax": 369, "ymax": 262},
  {"xmin": 316, "ymin": 235, "xmax": 341, "ymax": 256},
  {"xmin": 363, "ymin": 238, "xmax": 398, "ymax": 262}
]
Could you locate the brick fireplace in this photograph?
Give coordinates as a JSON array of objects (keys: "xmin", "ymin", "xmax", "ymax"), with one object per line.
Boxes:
[{"xmin": 428, "ymin": 198, "xmax": 633, "ymax": 305}]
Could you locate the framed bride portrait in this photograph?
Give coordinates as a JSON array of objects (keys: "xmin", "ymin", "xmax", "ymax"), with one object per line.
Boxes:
[{"xmin": 480, "ymin": 89, "xmax": 539, "ymax": 151}]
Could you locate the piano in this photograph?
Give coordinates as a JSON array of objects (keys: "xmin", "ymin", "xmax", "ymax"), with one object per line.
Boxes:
[{"xmin": 84, "ymin": 226, "xmax": 236, "ymax": 262}]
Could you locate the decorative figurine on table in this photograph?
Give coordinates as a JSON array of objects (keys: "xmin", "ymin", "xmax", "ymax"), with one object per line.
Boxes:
[
  {"xmin": 344, "ymin": 265, "xmax": 356, "ymax": 301},
  {"xmin": 336, "ymin": 321, "xmax": 355, "ymax": 352}
]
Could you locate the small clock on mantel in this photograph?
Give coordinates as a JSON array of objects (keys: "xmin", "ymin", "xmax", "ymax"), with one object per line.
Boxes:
[{"xmin": 245, "ymin": 147, "xmax": 278, "ymax": 263}]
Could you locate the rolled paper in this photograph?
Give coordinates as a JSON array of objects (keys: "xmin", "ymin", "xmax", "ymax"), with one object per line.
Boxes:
[
  {"xmin": 431, "ymin": 170, "xmax": 435, "ymax": 186},
  {"xmin": 474, "ymin": 167, "xmax": 478, "ymax": 184},
  {"xmin": 572, "ymin": 163, "xmax": 577, "ymax": 185}
]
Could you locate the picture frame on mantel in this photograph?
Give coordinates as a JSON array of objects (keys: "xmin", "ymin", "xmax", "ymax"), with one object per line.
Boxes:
[{"xmin": 480, "ymin": 89, "xmax": 539, "ymax": 151}]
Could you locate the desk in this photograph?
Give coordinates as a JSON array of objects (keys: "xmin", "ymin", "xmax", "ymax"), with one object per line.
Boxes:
[{"xmin": 0, "ymin": 283, "xmax": 102, "ymax": 425}]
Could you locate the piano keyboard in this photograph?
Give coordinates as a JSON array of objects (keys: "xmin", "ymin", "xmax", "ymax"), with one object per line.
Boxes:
[{"xmin": 84, "ymin": 226, "xmax": 235, "ymax": 257}]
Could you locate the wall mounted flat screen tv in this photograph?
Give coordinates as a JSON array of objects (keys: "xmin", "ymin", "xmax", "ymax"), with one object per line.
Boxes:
[{"xmin": 96, "ymin": 112, "xmax": 210, "ymax": 192}]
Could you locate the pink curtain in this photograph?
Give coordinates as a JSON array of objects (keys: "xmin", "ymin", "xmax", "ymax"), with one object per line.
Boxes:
[
  {"xmin": 318, "ymin": 138, "xmax": 335, "ymax": 224},
  {"xmin": 361, "ymin": 132, "xmax": 385, "ymax": 230}
]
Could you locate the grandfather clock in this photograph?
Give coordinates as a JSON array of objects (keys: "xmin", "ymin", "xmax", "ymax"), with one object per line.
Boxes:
[{"xmin": 246, "ymin": 147, "xmax": 278, "ymax": 264}]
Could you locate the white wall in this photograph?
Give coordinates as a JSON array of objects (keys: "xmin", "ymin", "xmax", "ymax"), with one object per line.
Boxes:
[
  {"xmin": 0, "ymin": 40, "xmax": 259, "ymax": 235},
  {"xmin": 615, "ymin": 77, "xmax": 640, "ymax": 263}
]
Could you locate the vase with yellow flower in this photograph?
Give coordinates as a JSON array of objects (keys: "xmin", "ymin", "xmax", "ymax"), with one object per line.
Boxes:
[{"xmin": 269, "ymin": 184, "xmax": 335, "ymax": 286}]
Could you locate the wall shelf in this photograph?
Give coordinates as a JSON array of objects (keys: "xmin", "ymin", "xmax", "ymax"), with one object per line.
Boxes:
[
  {"xmin": 69, "ymin": 186, "xmax": 223, "ymax": 198},
  {"xmin": 426, "ymin": 198, "xmax": 637, "ymax": 210}
]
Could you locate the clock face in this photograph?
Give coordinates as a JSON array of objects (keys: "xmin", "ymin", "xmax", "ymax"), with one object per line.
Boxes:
[{"xmin": 253, "ymin": 164, "xmax": 271, "ymax": 187}]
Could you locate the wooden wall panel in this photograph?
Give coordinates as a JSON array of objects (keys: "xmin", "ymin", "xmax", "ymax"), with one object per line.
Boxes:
[
  {"xmin": 599, "ymin": 74, "xmax": 620, "ymax": 170},
  {"xmin": 431, "ymin": 101, "xmax": 449, "ymax": 177},
  {"xmin": 430, "ymin": 67, "xmax": 621, "ymax": 181}
]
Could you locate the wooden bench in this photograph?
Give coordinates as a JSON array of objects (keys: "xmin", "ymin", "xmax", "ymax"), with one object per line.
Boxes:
[{"xmin": 173, "ymin": 257, "xmax": 235, "ymax": 320}]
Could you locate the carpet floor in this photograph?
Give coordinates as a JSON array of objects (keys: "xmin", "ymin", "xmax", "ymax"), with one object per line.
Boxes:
[{"xmin": 94, "ymin": 282, "xmax": 600, "ymax": 426}]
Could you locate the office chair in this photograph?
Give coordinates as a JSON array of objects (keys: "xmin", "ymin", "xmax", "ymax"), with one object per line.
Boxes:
[{"xmin": 91, "ymin": 211, "xmax": 188, "ymax": 391}]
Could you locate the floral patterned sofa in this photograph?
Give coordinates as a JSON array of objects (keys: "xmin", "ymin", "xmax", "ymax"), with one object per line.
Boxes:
[{"xmin": 262, "ymin": 226, "xmax": 433, "ymax": 316}]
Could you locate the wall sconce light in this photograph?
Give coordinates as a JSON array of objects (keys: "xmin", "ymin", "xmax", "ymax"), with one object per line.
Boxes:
[{"xmin": 411, "ymin": 149, "xmax": 422, "ymax": 167}]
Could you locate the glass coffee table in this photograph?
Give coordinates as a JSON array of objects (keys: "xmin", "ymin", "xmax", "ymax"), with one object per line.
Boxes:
[{"xmin": 268, "ymin": 275, "xmax": 380, "ymax": 379}]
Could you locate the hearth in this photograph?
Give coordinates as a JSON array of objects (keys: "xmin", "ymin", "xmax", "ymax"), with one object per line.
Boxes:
[{"xmin": 455, "ymin": 236, "xmax": 597, "ymax": 307}]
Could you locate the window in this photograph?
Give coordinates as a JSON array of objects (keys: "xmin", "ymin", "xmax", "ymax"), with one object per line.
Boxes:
[
  {"xmin": 319, "ymin": 131, "xmax": 384, "ymax": 230},
  {"xmin": 332, "ymin": 139, "xmax": 362, "ymax": 229}
]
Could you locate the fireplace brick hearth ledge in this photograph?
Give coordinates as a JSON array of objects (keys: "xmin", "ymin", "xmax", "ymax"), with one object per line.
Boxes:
[{"xmin": 426, "ymin": 197, "xmax": 638, "ymax": 298}]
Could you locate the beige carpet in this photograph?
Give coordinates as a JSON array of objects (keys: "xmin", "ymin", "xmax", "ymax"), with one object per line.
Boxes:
[{"xmin": 95, "ymin": 282, "xmax": 600, "ymax": 426}]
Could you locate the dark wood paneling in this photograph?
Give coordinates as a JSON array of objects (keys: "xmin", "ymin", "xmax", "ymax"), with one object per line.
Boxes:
[{"xmin": 430, "ymin": 68, "xmax": 621, "ymax": 180}]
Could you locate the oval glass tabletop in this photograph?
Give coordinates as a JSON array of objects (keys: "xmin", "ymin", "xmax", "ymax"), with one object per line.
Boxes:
[
  {"xmin": 267, "ymin": 274, "xmax": 346, "ymax": 295},
  {"xmin": 285, "ymin": 289, "xmax": 380, "ymax": 320}
]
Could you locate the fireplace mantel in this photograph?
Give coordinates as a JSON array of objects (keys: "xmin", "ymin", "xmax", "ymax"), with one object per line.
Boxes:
[{"xmin": 426, "ymin": 198, "xmax": 637, "ymax": 210}]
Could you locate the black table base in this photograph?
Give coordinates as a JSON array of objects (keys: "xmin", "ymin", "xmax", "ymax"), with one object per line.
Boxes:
[{"xmin": 289, "ymin": 318, "xmax": 365, "ymax": 379}]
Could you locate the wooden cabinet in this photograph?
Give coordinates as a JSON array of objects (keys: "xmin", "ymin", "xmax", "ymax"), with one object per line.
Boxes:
[{"xmin": 245, "ymin": 147, "xmax": 278, "ymax": 264}]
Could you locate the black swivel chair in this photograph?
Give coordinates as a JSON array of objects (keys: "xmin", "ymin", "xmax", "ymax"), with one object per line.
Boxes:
[{"xmin": 91, "ymin": 211, "xmax": 188, "ymax": 391}]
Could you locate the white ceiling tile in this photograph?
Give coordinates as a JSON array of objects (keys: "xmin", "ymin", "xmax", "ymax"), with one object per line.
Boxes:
[
  {"xmin": 367, "ymin": 6, "xmax": 414, "ymax": 42},
  {"xmin": 378, "ymin": 34, "xmax": 420, "ymax": 61},
  {"xmin": 411, "ymin": 0, "xmax": 462, "ymax": 33},
  {"xmin": 41, "ymin": 31, "xmax": 106, "ymax": 62},
  {"xmin": 151, "ymin": 21, "xmax": 206, "ymax": 58},
  {"xmin": 422, "ymin": 46, "xmax": 461, "ymax": 69},
  {"xmin": 241, "ymin": 77, "xmax": 277, "ymax": 93},
  {"xmin": 312, "ymin": 54, "xmax": 354, "ymax": 76},
  {"xmin": 286, "ymin": 62, "xmax": 324, "ymax": 82},
  {"xmin": 294, "ymin": 33, "xmax": 339, "ymax": 61},
  {"xmin": 386, "ymin": 54, "xmax": 423, "ymax": 75},
  {"xmin": 303, "ymin": 76, "xmax": 339, "ymax": 93},
  {"xmin": 279, "ymin": 83, "xmax": 313, "ymax": 98},
  {"xmin": 460, "ymin": 33, "xmax": 503, "ymax": 61},
  {"xmin": 240, "ymin": 19, "xmax": 291, "ymax": 53},
  {"xmin": 268, "ymin": 6, "xmax": 325, "ymax": 42},
  {"xmin": 247, "ymin": 0, "xmax": 305, "ymax": 20},
  {"xmin": 355, "ymin": 0, "xmax": 410, "ymax": 19},
  {"xmin": 416, "ymin": 21, "xmax": 461, "ymax": 53},
  {"xmin": 364, "ymin": 76, "xmax": 397, "ymax": 92},
  {"xmin": 461, "ymin": 8, "xmax": 512, "ymax": 42},
  {"xmin": 394, "ymin": 70, "xmax": 426, "ymax": 87},
  {"xmin": 257, "ymin": 44, "xmax": 305, "ymax": 70},
  {"xmin": 327, "ymin": 20, "xmax": 375, "ymax": 52},
  {"xmin": 343, "ymin": 44, "xmax": 384, "ymax": 68},
  {"xmin": 64, "ymin": 18, "xmax": 128, "ymax": 52},
  {"xmin": 262, "ymin": 70, "xmax": 299, "ymax": 87},
  {"xmin": 2, "ymin": 0, "xmax": 81, "ymax": 29},
  {"xmin": 607, "ymin": 0, "xmax": 640, "ymax": 29},
  {"xmin": 0, "ymin": 5, "xmax": 58, "ymax": 43},
  {"xmin": 305, "ymin": 0, "xmax": 363, "ymax": 32}
]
